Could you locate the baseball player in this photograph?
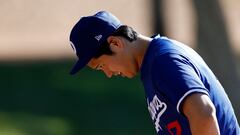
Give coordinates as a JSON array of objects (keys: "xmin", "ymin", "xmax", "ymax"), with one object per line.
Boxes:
[{"xmin": 68, "ymin": 11, "xmax": 240, "ymax": 134}]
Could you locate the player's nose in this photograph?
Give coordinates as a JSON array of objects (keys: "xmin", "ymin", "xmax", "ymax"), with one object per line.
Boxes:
[{"xmin": 102, "ymin": 69, "xmax": 113, "ymax": 78}]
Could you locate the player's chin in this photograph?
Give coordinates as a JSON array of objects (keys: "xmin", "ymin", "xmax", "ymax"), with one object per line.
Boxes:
[
  {"xmin": 125, "ymin": 72, "xmax": 137, "ymax": 78},
  {"xmin": 128, "ymin": 74, "xmax": 135, "ymax": 78}
]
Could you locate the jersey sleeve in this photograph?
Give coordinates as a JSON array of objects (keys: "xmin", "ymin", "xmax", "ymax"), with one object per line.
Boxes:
[{"xmin": 152, "ymin": 52, "xmax": 210, "ymax": 114}]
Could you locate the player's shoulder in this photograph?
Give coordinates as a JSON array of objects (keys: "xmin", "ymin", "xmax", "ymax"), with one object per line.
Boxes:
[
  {"xmin": 150, "ymin": 36, "xmax": 186, "ymax": 57},
  {"xmin": 141, "ymin": 35, "xmax": 193, "ymax": 76}
]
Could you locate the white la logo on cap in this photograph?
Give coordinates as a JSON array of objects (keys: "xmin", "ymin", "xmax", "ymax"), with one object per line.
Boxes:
[
  {"xmin": 95, "ymin": 35, "xmax": 102, "ymax": 42},
  {"xmin": 70, "ymin": 41, "xmax": 77, "ymax": 54}
]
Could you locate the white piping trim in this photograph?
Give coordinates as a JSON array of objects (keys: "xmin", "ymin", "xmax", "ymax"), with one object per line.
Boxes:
[
  {"xmin": 70, "ymin": 41, "xmax": 76, "ymax": 54},
  {"xmin": 176, "ymin": 89, "xmax": 209, "ymax": 113}
]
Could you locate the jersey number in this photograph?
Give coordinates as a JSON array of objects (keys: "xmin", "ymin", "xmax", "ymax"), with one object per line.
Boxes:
[{"xmin": 167, "ymin": 120, "xmax": 182, "ymax": 135}]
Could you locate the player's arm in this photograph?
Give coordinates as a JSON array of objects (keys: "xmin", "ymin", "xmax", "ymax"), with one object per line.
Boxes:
[{"xmin": 182, "ymin": 93, "xmax": 220, "ymax": 135}]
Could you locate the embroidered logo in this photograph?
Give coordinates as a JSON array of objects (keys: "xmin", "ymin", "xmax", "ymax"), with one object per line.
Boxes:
[
  {"xmin": 94, "ymin": 35, "xmax": 102, "ymax": 41},
  {"xmin": 147, "ymin": 95, "xmax": 167, "ymax": 132}
]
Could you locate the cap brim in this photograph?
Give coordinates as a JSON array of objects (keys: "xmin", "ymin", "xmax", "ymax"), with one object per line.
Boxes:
[
  {"xmin": 70, "ymin": 56, "xmax": 91, "ymax": 75},
  {"xmin": 70, "ymin": 61, "xmax": 84, "ymax": 75}
]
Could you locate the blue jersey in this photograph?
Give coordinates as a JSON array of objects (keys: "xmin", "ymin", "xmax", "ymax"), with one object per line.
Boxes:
[{"xmin": 140, "ymin": 35, "xmax": 240, "ymax": 135}]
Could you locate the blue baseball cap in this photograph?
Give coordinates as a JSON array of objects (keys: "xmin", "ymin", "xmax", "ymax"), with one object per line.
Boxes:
[{"xmin": 69, "ymin": 11, "xmax": 122, "ymax": 75}]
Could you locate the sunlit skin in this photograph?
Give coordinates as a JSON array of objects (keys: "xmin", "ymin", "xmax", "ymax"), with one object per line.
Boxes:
[{"xmin": 87, "ymin": 34, "xmax": 152, "ymax": 78}]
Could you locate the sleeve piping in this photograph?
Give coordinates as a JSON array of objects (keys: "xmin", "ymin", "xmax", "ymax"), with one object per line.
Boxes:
[{"xmin": 176, "ymin": 89, "xmax": 210, "ymax": 113}]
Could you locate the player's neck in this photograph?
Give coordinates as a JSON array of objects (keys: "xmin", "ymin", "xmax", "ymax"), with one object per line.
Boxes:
[{"xmin": 132, "ymin": 34, "xmax": 152, "ymax": 71}]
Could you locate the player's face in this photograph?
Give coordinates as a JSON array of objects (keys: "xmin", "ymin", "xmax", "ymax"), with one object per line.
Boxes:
[
  {"xmin": 87, "ymin": 37, "xmax": 138, "ymax": 78},
  {"xmin": 87, "ymin": 53, "xmax": 137, "ymax": 78}
]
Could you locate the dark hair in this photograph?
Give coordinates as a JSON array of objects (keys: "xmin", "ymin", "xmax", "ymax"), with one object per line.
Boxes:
[{"xmin": 93, "ymin": 25, "xmax": 138, "ymax": 58}]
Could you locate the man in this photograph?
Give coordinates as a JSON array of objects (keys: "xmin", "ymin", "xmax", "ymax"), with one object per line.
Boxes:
[{"xmin": 69, "ymin": 11, "xmax": 239, "ymax": 134}]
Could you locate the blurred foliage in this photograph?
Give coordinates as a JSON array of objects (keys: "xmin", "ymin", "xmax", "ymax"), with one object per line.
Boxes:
[{"xmin": 0, "ymin": 60, "xmax": 154, "ymax": 135}]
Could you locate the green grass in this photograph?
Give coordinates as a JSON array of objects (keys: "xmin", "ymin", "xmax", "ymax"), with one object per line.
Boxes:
[{"xmin": 0, "ymin": 60, "xmax": 155, "ymax": 135}]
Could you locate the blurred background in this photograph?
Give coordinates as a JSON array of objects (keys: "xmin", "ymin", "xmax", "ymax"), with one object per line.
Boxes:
[{"xmin": 0, "ymin": 0, "xmax": 239, "ymax": 134}]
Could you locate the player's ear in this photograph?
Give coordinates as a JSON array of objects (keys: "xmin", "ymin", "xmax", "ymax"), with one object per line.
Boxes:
[{"xmin": 107, "ymin": 36, "xmax": 124, "ymax": 48}]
